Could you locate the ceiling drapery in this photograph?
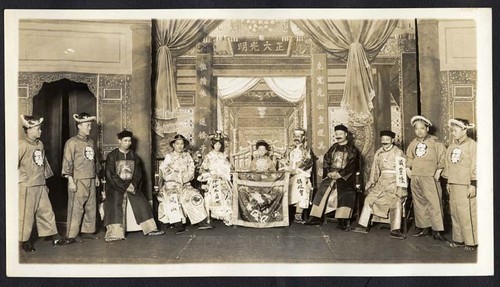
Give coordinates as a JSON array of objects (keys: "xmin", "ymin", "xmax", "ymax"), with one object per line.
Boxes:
[
  {"xmin": 217, "ymin": 77, "xmax": 306, "ymax": 103},
  {"xmin": 153, "ymin": 19, "xmax": 222, "ymax": 135},
  {"xmin": 293, "ymin": 19, "xmax": 398, "ymax": 124}
]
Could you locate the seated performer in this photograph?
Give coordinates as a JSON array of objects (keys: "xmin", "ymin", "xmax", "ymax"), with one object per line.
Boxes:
[
  {"xmin": 250, "ymin": 140, "xmax": 277, "ymax": 173},
  {"xmin": 305, "ymin": 124, "xmax": 360, "ymax": 230},
  {"xmin": 158, "ymin": 134, "xmax": 213, "ymax": 234},
  {"xmin": 443, "ymin": 118, "xmax": 477, "ymax": 252},
  {"xmin": 103, "ymin": 130, "xmax": 164, "ymax": 242},
  {"xmin": 352, "ymin": 130, "xmax": 407, "ymax": 240},
  {"xmin": 280, "ymin": 129, "xmax": 313, "ymax": 224},
  {"xmin": 197, "ymin": 130, "xmax": 233, "ymax": 226},
  {"xmin": 18, "ymin": 115, "xmax": 64, "ymax": 252}
]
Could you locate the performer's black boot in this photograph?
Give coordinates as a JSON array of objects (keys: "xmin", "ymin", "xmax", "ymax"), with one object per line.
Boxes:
[
  {"xmin": 21, "ymin": 241, "xmax": 36, "ymax": 253},
  {"xmin": 413, "ymin": 227, "xmax": 431, "ymax": 237},
  {"xmin": 51, "ymin": 235, "xmax": 65, "ymax": 246},
  {"xmin": 337, "ymin": 219, "xmax": 351, "ymax": 231},
  {"xmin": 432, "ymin": 230, "xmax": 450, "ymax": 243},
  {"xmin": 198, "ymin": 220, "xmax": 214, "ymax": 230},
  {"xmin": 174, "ymin": 222, "xmax": 186, "ymax": 234},
  {"xmin": 304, "ymin": 216, "xmax": 322, "ymax": 226},
  {"xmin": 390, "ymin": 229, "xmax": 407, "ymax": 240}
]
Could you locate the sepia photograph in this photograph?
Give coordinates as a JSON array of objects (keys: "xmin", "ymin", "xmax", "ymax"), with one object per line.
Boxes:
[{"xmin": 4, "ymin": 8, "xmax": 493, "ymax": 277}]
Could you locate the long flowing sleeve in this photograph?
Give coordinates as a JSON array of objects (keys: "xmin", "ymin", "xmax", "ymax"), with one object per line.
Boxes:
[
  {"xmin": 369, "ymin": 150, "xmax": 381, "ymax": 184},
  {"xmin": 105, "ymin": 151, "xmax": 129, "ymax": 193},
  {"xmin": 130, "ymin": 153, "xmax": 143, "ymax": 190},
  {"xmin": 322, "ymin": 145, "xmax": 335, "ymax": 179},
  {"xmin": 182, "ymin": 154, "xmax": 195, "ymax": 183}
]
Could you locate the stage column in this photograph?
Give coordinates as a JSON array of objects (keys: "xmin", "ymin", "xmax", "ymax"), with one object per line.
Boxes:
[
  {"xmin": 372, "ymin": 65, "xmax": 392, "ymax": 150},
  {"xmin": 194, "ymin": 40, "xmax": 214, "ymax": 154},
  {"xmin": 310, "ymin": 54, "xmax": 329, "ymax": 182},
  {"xmin": 417, "ymin": 20, "xmax": 443, "ymax": 138}
]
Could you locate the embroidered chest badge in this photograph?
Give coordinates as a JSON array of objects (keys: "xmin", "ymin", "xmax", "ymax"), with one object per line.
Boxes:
[
  {"xmin": 450, "ymin": 147, "xmax": 462, "ymax": 164},
  {"xmin": 256, "ymin": 158, "xmax": 269, "ymax": 172},
  {"xmin": 190, "ymin": 194, "xmax": 204, "ymax": 206},
  {"xmin": 32, "ymin": 149, "xmax": 44, "ymax": 166},
  {"xmin": 290, "ymin": 149, "xmax": 303, "ymax": 163},
  {"xmin": 84, "ymin": 146, "xmax": 95, "ymax": 161},
  {"xmin": 415, "ymin": 142, "xmax": 428, "ymax": 157}
]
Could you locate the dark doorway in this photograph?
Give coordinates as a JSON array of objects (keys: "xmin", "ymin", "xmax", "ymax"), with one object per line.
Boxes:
[{"xmin": 32, "ymin": 79, "xmax": 98, "ymax": 224}]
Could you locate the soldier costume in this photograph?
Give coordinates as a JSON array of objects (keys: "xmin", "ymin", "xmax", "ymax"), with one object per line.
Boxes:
[
  {"xmin": 18, "ymin": 115, "xmax": 63, "ymax": 252},
  {"xmin": 406, "ymin": 115, "xmax": 448, "ymax": 242},
  {"xmin": 62, "ymin": 112, "xmax": 101, "ymax": 244},
  {"xmin": 443, "ymin": 118, "xmax": 477, "ymax": 251}
]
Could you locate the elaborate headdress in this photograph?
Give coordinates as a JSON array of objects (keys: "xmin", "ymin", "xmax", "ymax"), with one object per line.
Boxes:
[
  {"xmin": 255, "ymin": 140, "xmax": 270, "ymax": 151},
  {"xmin": 411, "ymin": 115, "xmax": 432, "ymax": 127},
  {"xmin": 448, "ymin": 118, "xmax": 475, "ymax": 129},
  {"xmin": 73, "ymin": 112, "xmax": 96, "ymax": 123},
  {"xmin": 20, "ymin": 115, "xmax": 43, "ymax": 128},
  {"xmin": 208, "ymin": 130, "xmax": 229, "ymax": 143},
  {"xmin": 293, "ymin": 128, "xmax": 306, "ymax": 142}
]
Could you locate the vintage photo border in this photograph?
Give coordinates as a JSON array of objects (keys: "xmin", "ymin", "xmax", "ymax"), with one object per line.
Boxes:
[{"xmin": 4, "ymin": 8, "xmax": 493, "ymax": 277}]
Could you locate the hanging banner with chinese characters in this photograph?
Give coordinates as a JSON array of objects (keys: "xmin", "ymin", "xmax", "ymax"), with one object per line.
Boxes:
[
  {"xmin": 395, "ymin": 156, "xmax": 408, "ymax": 188},
  {"xmin": 310, "ymin": 54, "xmax": 329, "ymax": 178},
  {"xmin": 194, "ymin": 50, "xmax": 213, "ymax": 150},
  {"xmin": 229, "ymin": 37, "xmax": 293, "ymax": 56}
]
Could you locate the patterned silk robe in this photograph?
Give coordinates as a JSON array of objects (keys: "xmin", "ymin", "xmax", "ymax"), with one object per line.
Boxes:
[{"xmin": 198, "ymin": 150, "xmax": 233, "ymax": 225}]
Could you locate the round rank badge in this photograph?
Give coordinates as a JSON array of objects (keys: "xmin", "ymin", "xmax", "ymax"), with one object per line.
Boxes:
[
  {"xmin": 450, "ymin": 147, "xmax": 462, "ymax": 164},
  {"xmin": 415, "ymin": 142, "xmax": 428, "ymax": 157},
  {"xmin": 33, "ymin": 149, "xmax": 44, "ymax": 166},
  {"xmin": 255, "ymin": 158, "xmax": 269, "ymax": 172},
  {"xmin": 84, "ymin": 146, "xmax": 95, "ymax": 161},
  {"xmin": 190, "ymin": 194, "xmax": 204, "ymax": 206}
]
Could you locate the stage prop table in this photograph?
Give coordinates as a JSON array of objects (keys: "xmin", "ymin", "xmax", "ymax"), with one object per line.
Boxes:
[{"xmin": 231, "ymin": 171, "xmax": 290, "ymax": 228}]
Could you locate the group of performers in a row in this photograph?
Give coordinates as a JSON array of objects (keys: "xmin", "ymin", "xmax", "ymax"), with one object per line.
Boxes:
[{"xmin": 18, "ymin": 111, "xmax": 477, "ymax": 253}]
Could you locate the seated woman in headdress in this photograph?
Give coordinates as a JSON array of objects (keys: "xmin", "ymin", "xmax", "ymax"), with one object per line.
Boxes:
[
  {"xmin": 157, "ymin": 134, "xmax": 213, "ymax": 234},
  {"xmin": 250, "ymin": 140, "xmax": 277, "ymax": 173},
  {"xmin": 197, "ymin": 131, "xmax": 233, "ymax": 226}
]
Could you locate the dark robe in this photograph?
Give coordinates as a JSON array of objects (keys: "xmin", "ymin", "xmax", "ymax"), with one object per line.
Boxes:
[
  {"xmin": 313, "ymin": 141, "xmax": 360, "ymax": 210},
  {"xmin": 104, "ymin": 148, "xmax": 153, "ymax": 227}
]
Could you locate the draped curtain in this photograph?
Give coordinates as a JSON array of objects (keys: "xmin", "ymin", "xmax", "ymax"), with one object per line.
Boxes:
[
  {"xmin": 154, "ymin": 19, "xmax": 222, "ymax": 120},
  {"xmin": 293, "ymin": 20, "xmax": 398, "ymax": 124},
  {"xmin": 217, "ymin": 77, "xmax": 306, "ymax": 102}
]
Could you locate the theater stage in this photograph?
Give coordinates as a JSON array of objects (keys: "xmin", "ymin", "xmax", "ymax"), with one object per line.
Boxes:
[{"xmin": 19, "ymin": 220, "xmax": 475, "ymax": 264}]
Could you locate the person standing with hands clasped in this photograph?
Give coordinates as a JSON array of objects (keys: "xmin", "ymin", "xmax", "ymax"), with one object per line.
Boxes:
[
  {"xmin": 61, "ymin": 112, "xmax": 101, "ymax": 244},
  {"xmin": 443, "ymin": 118, "xmax": 477, "ymax": 252}
]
